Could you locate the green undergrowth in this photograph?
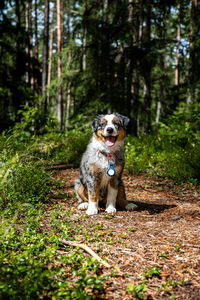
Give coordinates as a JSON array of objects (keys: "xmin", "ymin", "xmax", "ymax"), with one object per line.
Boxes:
[
  {"xmin": 0, "ymin": 117, "xmax": 103, "ymax": 299},
  {"xmin": 0, "ymin": 204, "xmax": 105, "ymax": 299},
  {"xmin": 30, "ymin": 130, "xmax": 91, "ymax": 165},
  {"xmin": 127, "ymin": 266, "xmax": 190, "ymax": 299},
  {"xmin": 125, "ymin": 123, "xmax": 200, "ymax": 184},
  {"xmin": 125, "ymin": 104, "xmax": 200, "ymax": 184},
  {"xmin": 1, "ymin": 104, "xmax": 199, "ymax": 184}
]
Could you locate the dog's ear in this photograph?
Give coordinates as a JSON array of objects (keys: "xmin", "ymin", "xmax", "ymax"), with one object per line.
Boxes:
[
  {"xmin": 116, "ymin": 113, "xmax": 130, "ymax": 128},
  {"xmin": 91, "ymin": 115, "xmax": 102, "ymax": 132}
]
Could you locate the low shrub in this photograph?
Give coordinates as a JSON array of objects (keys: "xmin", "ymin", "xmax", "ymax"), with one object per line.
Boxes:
[
  {"xmin": 0, "ymin": 158, "xmax": 52, "ymax": 210},
  {"xmin": 0, "ymin": 205, "xmax": 105, "ymax": 299},
  {"xmin": 31, "ymin": 129, "xmax": 91, "ymax": 165},
  {"xmin": 125, "ymin": 131, "xmax": 200, "ymax": 184}
]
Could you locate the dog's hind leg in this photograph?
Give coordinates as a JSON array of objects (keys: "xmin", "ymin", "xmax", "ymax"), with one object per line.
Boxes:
[
  {"xmin": 117, "ymin": 180, "xmax": 137, "ymax": 210},
  {"xmin": 74, "ymin": 178, "xmax": 89, "ymax": 210}
]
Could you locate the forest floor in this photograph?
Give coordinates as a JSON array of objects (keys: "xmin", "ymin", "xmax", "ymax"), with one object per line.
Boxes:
[{"xmin": 50, "ymin": 166, "xmax": 200, "ymax": 299}]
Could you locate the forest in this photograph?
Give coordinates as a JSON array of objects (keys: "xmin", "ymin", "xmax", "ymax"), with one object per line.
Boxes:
[
  {"xmin": 0, "ymin": 0, "xmax": 200, "ymax": 299},
  {"xmin": 0, "ymin": 0, "xmax": 199, "ymax": 133}
]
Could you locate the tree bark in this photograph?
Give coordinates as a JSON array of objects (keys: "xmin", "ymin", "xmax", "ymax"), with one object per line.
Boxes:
[
  {"xmin": 47, "ymin": 4, "xmax": 56, "ymax": 106},
  {"xmin": 34, "ymin": 0, "xmax": 38, "ymax": 60},
  {"xmin": 42, "ymin": 0, "xmax": 49, "ymax": 114},
  {"xmin": 28, "ymin": 0, "xmax": 34, "ymax": 89},
  {"xmin": 57, "ymin": 0, "xmax": 64, "ymax": 130},
  {"xmin": 15, "ymin": 0, "xmax": 24, "ymax": 119},
  {"xmin": 127, "ymin": 0, "xmax": 141, "ymax": 136},
  {"xmin": 174, "ymin": 0, "xmax": 181, "ymax": 107},
  {"xmin": 188, "ymin": 0, "xmax": 199, "ymax": 102},
  {"xmin": 143, "ymin": 0, "xmax": 151, "ymax": 134},
  {"xmin": 66, "ymin": 82, "xmax": 71, "ymax": 129}
]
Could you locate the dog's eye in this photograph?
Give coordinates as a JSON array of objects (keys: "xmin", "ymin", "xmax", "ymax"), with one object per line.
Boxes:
[
  {"xmin": 114, "ymin": 121, "xmax": 121, "ymax": 128},
  {"xmin": 99, "ymin": 122, "xmax": 106, "ymax": 128}
]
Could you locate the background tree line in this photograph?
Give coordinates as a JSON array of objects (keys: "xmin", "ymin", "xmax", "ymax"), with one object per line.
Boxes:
[{"xmin": 0, "ymin": 0, "xmax": 199, "ymax": 134}]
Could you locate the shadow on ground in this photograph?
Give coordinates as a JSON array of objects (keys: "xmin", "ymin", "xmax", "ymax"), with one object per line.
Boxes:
[{"xmin": 130, "ymin": 201, "xmax": 176, "ymax": 215}]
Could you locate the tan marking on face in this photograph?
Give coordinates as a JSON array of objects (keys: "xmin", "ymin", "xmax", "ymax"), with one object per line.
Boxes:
[
  {"xmin": 95, "ymin": 129, "xmax": 105, "ymax": 144},
  {"xmin": 103, "ymin": 119, "xmax": 107, "ymax": 124},
  {"xmin": 112, "ymin": 117, "xmax": 119, "ymax": 124},
  {"xmin": 78, "ymin": 185, "xmax": 88, "ymax": 202},
  {"xmin": 116, "ymin": 127, "xmax": 125, "ymax": 142}
]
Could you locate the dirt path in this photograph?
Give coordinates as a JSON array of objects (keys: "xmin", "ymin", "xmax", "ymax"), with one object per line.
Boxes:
[{"xmin": 53, "ymin": 167, "xmax": 200, "ymax": 299}]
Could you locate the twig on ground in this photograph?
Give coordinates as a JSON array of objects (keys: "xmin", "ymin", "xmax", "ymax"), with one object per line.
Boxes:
[
  {"xmin": 183, "ymin": 243, "xmax": 200, "ymax": 248},
  {"xmin": 59, "ymin": 239, "xmax": 111, "ymax": 268}
]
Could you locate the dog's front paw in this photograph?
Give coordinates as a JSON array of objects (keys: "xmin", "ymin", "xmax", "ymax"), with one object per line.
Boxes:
[
  {"xmin": 125, "ymin": 203, "xmax": 137, "ymax": 211},
  {"xmin": 86, "ymin": 202, "xmax": 98, "ymax": 215},
  {"xmin": 105, "ymin": 205, "xmax": 117, "ymax": 214},
  {"xmin": 86, "ymin": 207, "xmax": 98, "ymax": 215},
  {"xmin": 78, "ymin": 202, "xmax": 88, "ymax": 210}
]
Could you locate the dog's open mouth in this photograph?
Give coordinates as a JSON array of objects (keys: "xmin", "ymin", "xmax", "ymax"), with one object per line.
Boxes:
[{"xmin": 103, "ymin": 135, "xmax": 117, "ymax": 147}]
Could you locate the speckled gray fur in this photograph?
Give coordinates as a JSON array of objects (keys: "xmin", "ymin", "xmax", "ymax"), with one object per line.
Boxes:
[
  {"xmin": 74, "ymin": 113, "xmax": 136, "ymax": 214},
  {"xmin": 75, "ymin": 134, "xmax": 124, "ymax": 199}
]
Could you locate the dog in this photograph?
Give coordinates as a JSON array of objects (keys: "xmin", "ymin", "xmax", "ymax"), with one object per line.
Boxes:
[{"xmin": 74, "ymin": 113, "xmax": 136, "ymax": 215}]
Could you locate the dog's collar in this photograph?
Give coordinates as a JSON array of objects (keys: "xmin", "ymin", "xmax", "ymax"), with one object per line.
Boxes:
[
  {"xmin": 99, "ymin": 149, "xmax": 113, "ymax": 157},
  {"xmin": 99, "ymin": 150, "xmax": 117, "ymax": 177}
]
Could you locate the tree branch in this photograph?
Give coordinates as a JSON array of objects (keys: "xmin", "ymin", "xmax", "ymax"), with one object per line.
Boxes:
[{"xmin": 59, "ymin": 239, "xmax": 111, "ymax": 268}]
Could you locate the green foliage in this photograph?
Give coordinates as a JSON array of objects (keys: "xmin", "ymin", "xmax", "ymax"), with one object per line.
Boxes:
[
  {"xmin": 31, "ymin": 129, "xmax": 91, "ymax": 165},
  {"xmin": 125, "ymin": 105, "xmax": 200, "ymax": 183},
  {"xmin": 15, "ymin": 105, "xmax": 58, "ymax": 135},
  {"xmin": 0, "ymin": 205, "xmax": 104, "ymax": 299},
  {"xmin": 0, "ymin": 158, "xmax": 51, "ymax": 209},
  {"xmin": 0, "ymin": 122, "xmax": 105, "ymax": 299},
  {"xmin": 143, "ymin": 267, "xmax": 160, "ymax": 279},
  {"xmin": 127, "ymin": 282, "xmax": 147, "ymax": 299}
]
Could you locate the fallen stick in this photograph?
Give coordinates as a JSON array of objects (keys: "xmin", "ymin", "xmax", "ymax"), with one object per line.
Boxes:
[
  {"xmin": 183, "ymin": 243, "xmax": 200, "ymax": 248},
  {"xmin": 59, "ymin": 239, "xmax": 111, "ymax": 268}
]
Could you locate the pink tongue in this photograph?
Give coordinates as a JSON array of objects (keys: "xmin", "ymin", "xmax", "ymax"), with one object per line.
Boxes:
[{"xmin": 105, "ymin": 137, "xmax": 115, "ymax": 147}]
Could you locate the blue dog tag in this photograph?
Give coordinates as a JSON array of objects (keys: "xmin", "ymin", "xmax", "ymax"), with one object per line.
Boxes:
[{"xmin": 107, "ymin": 163, "xmax": 116, "ymax": 177}]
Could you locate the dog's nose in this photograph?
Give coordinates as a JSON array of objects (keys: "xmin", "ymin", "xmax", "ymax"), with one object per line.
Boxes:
[{"xmin": 106, "ymin": 127, "xmax": 114, "ymax": 134}]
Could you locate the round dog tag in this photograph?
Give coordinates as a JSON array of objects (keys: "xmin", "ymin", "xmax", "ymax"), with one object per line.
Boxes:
[{"xmin": 107, "ymin": 163, "xmax": 116, "ymax": 177}]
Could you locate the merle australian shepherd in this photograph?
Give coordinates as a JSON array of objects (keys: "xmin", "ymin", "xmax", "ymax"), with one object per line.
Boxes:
[{"xmin": 75, "ymin": 113, "xmax": 136, "ymax": 215}]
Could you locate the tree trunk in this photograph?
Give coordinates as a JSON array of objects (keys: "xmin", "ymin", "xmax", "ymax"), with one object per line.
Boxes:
[
  {"xmin": 174, "ymin": 0, "xmax": 181, "ymax": 107},
  {"xmin": 143, "ymin": 0, "xmax": 151, "ymax": 134},
  {"xmin": 127, "ymin": 0, "xmax": 141, "ymax": 136},
  {"xmin": 42, "ymin": 0, "xmax": 49, "ymax": 114},
  {"xmin": 47, "ymin": 4, "xmax": 56, "ymax": 106},
  {"xmin": 34, "ymin": 0, "xmax": 38, "ymax": 60},
  {"xmin": 156, "ymin": 55, "xmax": 167, "ymax": 130},
  {"xmin": 28, "ymin": 0, "xmax": 34, "ymax": 90},
  {"xmin": 132, "ymin": 0, "xmax": 140, "ymax": 136},
  {"xmin": 155, "ymin": 99, "xmax": 161, "ymax": 130},
  {"xmin": 188, "ymin": 0, "xmax": 199, "ymax": 103},
  {"xmin": 82, "ymin": 28, "xmax": 87, "ymax": 71},
  {"xmin": 15, "ymin": 0, "xmax": 24, "ymax": 119},
  {"xmin": 57, "ymin": 0, "xmax": 64, "ymax": 130},
  {"xmin": 66, "ymin": 82, "xmax": 71, "ymax": 129}
]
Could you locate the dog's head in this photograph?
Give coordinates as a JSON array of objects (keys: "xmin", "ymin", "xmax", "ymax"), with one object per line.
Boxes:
[{"xmin": 92, "ymin": 113, "xmax": 129, "ymax": 148}]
